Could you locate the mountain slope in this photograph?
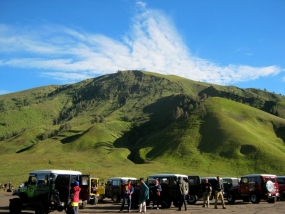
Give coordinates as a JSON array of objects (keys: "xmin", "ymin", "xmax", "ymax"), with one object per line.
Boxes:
[{"xmin": 1, "ymin": 70, "xmax": 285, "ymax": 185}]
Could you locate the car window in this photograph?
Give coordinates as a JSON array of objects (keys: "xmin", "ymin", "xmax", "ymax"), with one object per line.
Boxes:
[
  {"xmin": 29, "ymin": 176, "xmax": 37, "ymax": 185},
  {"xmin": 37, "ymin": 174, "xmax": 48, "ymax": 186},
  {"xmin": 81, "ymin": 175, "xmax": 89, "ymax": 185},
  {"xmin": 223, "ymin": 179, "xmax": 231, "ymax": 184},
  {"xmin": 264, "ymin": 176, "xmax": 276, "ymax": 183},
  {"xmin": 112, "ymin": 180, "xmax": 120, "ymax": 186},
  {"xmin": 277, "ymin": 177, "xmax": 285, "ymax": 184},
  {"xmin": 189, "ymin": 178, "xmax": 199, "ymax": 186},
  {"xmin": 241, "ymin": 177, "xmax": 248, "ymax": 184}
]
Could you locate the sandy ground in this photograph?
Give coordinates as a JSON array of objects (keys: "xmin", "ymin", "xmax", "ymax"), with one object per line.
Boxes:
[{"xmin": 1, "ymin": 191, "xmax": 285, "ymax": 214}]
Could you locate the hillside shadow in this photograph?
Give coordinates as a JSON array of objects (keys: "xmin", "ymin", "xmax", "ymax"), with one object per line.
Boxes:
[
  {"xmin": 113, "ymin": 95, "xmax": 182, "ymax": 164},
  {"xmin": 16, "ymin": 144, "xmax": 35, "ymax": 153},
  {"xmin": 273, "ymin": 123, "xmax": 285, "ymax": 145},
  {"xmin": 60, "ymin": 127, "xmax": 92, "ymax": 144}
]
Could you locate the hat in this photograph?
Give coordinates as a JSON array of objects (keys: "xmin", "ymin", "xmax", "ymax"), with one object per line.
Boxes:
[{"xmin": 74, "ymin": 181, "xmax": 79, "ymax": 186}]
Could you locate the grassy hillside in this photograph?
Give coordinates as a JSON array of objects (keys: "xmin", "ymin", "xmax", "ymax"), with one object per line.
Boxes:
[{"xmin": 1, "ymin": 70, "xmax": 285, "ymax": 187}]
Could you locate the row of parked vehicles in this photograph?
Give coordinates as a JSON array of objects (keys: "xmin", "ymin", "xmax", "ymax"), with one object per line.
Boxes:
[{"xmin": 8, "ymin": 169, "xmax": 285, "ymax": 214}]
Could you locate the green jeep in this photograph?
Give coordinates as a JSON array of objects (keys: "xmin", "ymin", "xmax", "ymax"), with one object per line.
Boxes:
[{"xmin": 9, "ymin": 169, "xmax": 89, "ymax": 214}]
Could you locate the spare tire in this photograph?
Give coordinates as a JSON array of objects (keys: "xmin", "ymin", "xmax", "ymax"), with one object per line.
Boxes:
[{"xmin": 266, "ymin": 181, "xmax": 275, "ymax": 193}]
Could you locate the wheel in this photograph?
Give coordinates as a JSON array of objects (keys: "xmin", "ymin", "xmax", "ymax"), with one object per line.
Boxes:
[
  {"xmin": 112, "ymin": 194, "xmax": 120, "ymax": 203},
  {"xmin": 66, "ymin": 206, "xmax": 73, "ymax": 214},
  {"xmin": 227, "ymin": 192, "xmax": 236, "ymax": 204},
  {"xmin": 161, "ymin": 198, "xmax": 171, "ymax": 208},
  {"xmin": 35, "ymin": 202, "xmax": 44, "ymax": 214},
  {"xmin": 267, "ymin": 197, "xmax": 276, "ymax": 203},
  {"xmin": 250, "ymin": 193, "xmax": 260, "ymax": 204},
  {"xmin": 280, "ymin": 191, "xmax": 285, "ymax": 201},
  {"xmin": 187, "ymin": 195, "xmax": 197, "ymax": 204},
  {"xmin": 266, "ymin": 181, "xmax": 274, "ymax": 193},
  {"xmin": 89, "ymin": 195, "xmax": 95, "ymax": 205},
  {"xmin": 9, "ymin": 198, "xmax": 23, "ymax": 214}
]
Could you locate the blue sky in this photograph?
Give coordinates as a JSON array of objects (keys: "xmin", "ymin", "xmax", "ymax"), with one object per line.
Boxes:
[{"xmin": 0, "ymin": 0, "xmax": 284, "ymax": 95}]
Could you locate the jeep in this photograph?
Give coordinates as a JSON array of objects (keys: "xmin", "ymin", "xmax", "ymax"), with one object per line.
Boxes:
[
  {"xmin": 9, "ymin": 169, "xmax": 89, "ymax": 214},
  {"xmin": 277, "ymin": 175, "xmax": 285, "ymax": 201},
  {"xmin": 104, "ymin": 177, "xmax": 139, "ymax": 207},
  {"xmin": 227, "ymin": 174, "xmax": 279, "ymax": 204},
  {"xmin": 146, "ymin": 173, "xmax": 188, "ymax": 208}
]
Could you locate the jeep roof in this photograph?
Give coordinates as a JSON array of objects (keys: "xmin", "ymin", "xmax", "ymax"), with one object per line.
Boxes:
[
  {"xmin": 107, "ymin": 177, "xmax": 137, "ymax": 180},
  {"xmin": 241, "ymin": 174, "xmax": 277, "ymax": 177},
  {"xmin": 29, "ymin": 169, "xmax": 82, "ymax": 175},
  {"xmin": 147, "ymin": 174, "xmax": 187, "ymax": 178}
]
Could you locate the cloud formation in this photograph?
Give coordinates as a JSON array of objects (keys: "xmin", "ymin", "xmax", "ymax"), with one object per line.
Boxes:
[{"xmin": 0, "ymin": 4, "xmax": 282, "ymax": 86}]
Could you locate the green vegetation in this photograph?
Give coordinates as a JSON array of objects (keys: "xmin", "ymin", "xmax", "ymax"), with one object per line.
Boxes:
[{"xmin": 1, "ymin": 70, "xmax": 285, "ymax": 187}]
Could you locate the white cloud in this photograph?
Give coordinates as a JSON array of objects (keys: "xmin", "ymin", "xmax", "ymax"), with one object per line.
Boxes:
[{"xmin": 0, "ymin": 6, "xmax": 282, "ymax": 86}]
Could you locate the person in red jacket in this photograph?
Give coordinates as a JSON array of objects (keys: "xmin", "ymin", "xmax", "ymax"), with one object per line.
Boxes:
[
  {"xmin": 120, "ymin": 179, "xmax": 134, "ymax": 212},
  {"xmin": 71, "ymin": 181, "xmax": 81, "ymax": 214}
]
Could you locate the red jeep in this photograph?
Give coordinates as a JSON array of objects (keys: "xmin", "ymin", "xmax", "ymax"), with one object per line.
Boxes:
[{"xmin": 227, "ymin": 174, "xmax": 279, "ymax": 204}]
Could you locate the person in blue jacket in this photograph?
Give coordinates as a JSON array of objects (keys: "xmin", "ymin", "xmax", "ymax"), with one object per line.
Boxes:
[{"xmin": 138, "ymin": 177, "xmax": 149, "ymax": 213}]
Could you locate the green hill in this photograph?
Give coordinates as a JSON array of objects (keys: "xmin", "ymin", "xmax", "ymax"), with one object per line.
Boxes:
[{"xmin": 0, "ymin": 70, "xmax": 285, "ymax": 186}]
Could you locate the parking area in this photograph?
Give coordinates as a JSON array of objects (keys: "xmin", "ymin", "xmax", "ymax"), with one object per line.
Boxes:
[{"xmin": 1, "ymin": 192, "xmax": 285, "ymax": 214}]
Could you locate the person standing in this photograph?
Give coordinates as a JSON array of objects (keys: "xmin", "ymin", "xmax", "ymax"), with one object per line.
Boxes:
[
  {"xmin": 151, "ymin": 180, "xmax": 162, "ymax": 209},
  {"xmin": 201, "ymin": 178, "xmax": 212, "ymax": 208},
  {"xmin": 120, "ymin": 179, "xmax": 134, "ymax": 212},
  {"xmin": 70, "ymin": 181, "xmax": 81, "ymax": 214},
  {"xmin": 138, "ymin": 177, "xmax": 149, "ymax": 213},
  {"xmin": 176, "ymin": 177, "xmax": 188, "ymax": 211},
  {"xmin": 213, "ymin": 176, "xmax": 226, "ymax": 209}
]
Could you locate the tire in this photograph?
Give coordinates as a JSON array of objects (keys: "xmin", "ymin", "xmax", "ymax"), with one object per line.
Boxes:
[
  {"xmin": 250, "ymin": 193, "xmax": 260, "ymax": 204},
  {"xmin": 187, "ymin": 195, "xmax": 197, "ymax": 205},
  {"xmin": 35, "ymin": 202, "xmax": 44, "ymax": 214},
  {"xmin": 9, "ymin": 198, "xmax": 23, "ymax": 214},
  {"xmin": 280, "ymin": 191, "xmax": 285, "ymax": 201},
  {"xmin": 112, "ymin": 194, "xmax": 120, "ymax": 203},
  {"xmin": 161, "ymin": 198, "xmax": 171, "ymax": 208},
  {"xmin": 227, "ymin": 192, "xmax": 236, "ymax": 204},
  {"xmin": 267, "ymin": 197, "xmax": 276, "ymax": 203},
  {"xmin": 66, "ymin": 206, "xmax": 73, "ymax": 214},
  {"xmin": 89, "ymin": 198, "xmax": 95, "ymax": 205},
  {"xmin": 266, "ymin": 181, "xmax": 274, "ymax": 193}
]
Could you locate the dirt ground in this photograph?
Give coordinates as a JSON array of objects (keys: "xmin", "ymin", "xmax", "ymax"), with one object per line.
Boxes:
[{"xmin": 1, "ymin": 191, "xmax": 285, "ymax": 214}]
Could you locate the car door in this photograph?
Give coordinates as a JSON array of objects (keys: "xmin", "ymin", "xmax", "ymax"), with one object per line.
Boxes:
[
  {"xmin": 105, "ymin": 179, "xmax": 113, "ymax": 197},
  {"xmin": 97, "ymin": 179, "xmax": 106, "ymax": 195},
  {"xmin": 240, "ymin": 177, "xmax": 249, "ymax": 196},
  {"xmin": 79, "ymin": 174, "xmax": 90, "ymax": 201}
]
